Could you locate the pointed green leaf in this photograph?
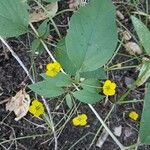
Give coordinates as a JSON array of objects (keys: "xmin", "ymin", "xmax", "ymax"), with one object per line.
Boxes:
[
  {"xmin": 0, "ymin": 0, "xmax": 29, "ymax": 37},
  {"xmin": 40, "ymin": 73, "xmax": 72, "ymax": 87},
  {"xmin": 65, "ymin": 94, "xmax": 73, "ymax": 109},
  {"xmin": 54, "ymin": 39, "xmax": 77, "ymax": 75},
  {"xmin": 29, "ymin": 80, "xmax": 64, "ymax": 98},
  {"xmin": 140, "ymin": 83, "xmax": 150, "ymax": 144},
  {"xmin": 37, "ymin": 20, "xmax": 49, "ymax": 38},
  {"xmin": 66, "ymin": 0, "xmax": 117, "ymax": 72},
  {"xmin": 81, "ymin": 67, "xmax": 106, "ymax": 79},
  {"xmin": 73, "ymin": 90, "xmax": 103, "ymax": 104},
  {"xmin": 80, "ymin": 78, "xmax": 100, "ymax": 93},
  {"xmin": 136, "ymin": 60, "xmax": 150, "ymax": 87},
  {"xmin": 131, "ymin": 16, "xmax": 150, "ymax": 55},
  {"xmin": 31, "ymin": 39, "xmax": 41, "ymax": 52}
]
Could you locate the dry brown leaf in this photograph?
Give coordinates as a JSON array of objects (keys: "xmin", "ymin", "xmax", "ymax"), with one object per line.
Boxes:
[
  {"xmin": 123, "ymin": 31, "xmax": 131, "ymax": 41},
  {"xmin": 30, "ymin": 2, "xmax": 58, "ymax": 23},
  {"xmin": 113, "ymin": 125, "xmax": 122, "ymax": 137},
  {"xmin": 125, "ymin": 42, "xmax": 142, "ymax": 55},
  {"xmin": 68, "ymin": 0, "xmax": 87, "ymax": 10},
  {"xmin": 116, "ymin": 10, "xmax": 124, "ymax": 20},
  {"xmin": 96, "ymin": 129, "xmax": 109, "ymax": 148},
  {"xmin": 6, "ymin": 89, "xmax": 31, "ymax": 121}
]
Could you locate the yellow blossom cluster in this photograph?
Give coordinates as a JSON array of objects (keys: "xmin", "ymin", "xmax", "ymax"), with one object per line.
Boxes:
[
  {"xmin": 72, "ymin": 114, "xmax": 88, "ymax": 126},
  {"xmin": 46, "ymin": 62, "xmax": 61, "ymax": 77},
  {"xmin": 29, "ymin": 99, "xmax": 44, "ymax": 117}
]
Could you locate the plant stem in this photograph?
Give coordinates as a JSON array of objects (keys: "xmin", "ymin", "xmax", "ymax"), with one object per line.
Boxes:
[
  {"xmin": 55, "ymin": 9, "xmax": 74, "ymax": 17},
  {"xmin": 116, "ymin": 99, "xmax": 143, "ymax": 104},
  {"xmin": 0, "ymin": 133, "xmax": 50, "ymax": 145},
  {"xmin": 0, "ymin": 37, "xmax": 34, "ymax": 83},
  {"xmin": 107, "ymin": 65, "xmax": 138, "ymax": 71},
  {"xmin": 88, "ymin": 104, "xmax": 125, "ymax": 150},
  {"xmin": 33, "ymin": 0, "xmax": 61, "ymax": 38},
  {"xmin": 42, "ymin": 97, "xmax": 58, "ymax": 150},
  {"xmin": 89, "ymin": 104, "xmax": 115, "ymax": 149}
]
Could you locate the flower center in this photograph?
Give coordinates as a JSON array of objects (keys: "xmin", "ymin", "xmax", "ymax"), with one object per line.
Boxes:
[
  {"xmin": 35, "ymin": 105, "xmax": 41, "ymax": 111},
  {"xmin": 105, "ymin": 85, "xmax": 111, "ymax": 91}
]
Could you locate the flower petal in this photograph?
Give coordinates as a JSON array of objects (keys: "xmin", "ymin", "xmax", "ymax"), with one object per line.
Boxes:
[
  {"xmin": 80, "ymin": 120, "xmax": 87, "ymax": 126},
  {"xmin": 29, "ymin": 105, "xmax": 36, "ymax": 114},
  {"xmin": 46, "ymin": 70, "xmax": 57, "ymax": 77},
  {"xmin": 103, "ymin": 89, "xmax": 115, "ymax": 96},
  {"xmin": 72, "ymin": 117, "xmax": 80, "ymax": 126},
  {"xmin": 103, "ymin": 80, "xmax": 111, "ymax": 87},
  {"xmin": 81, "ymin": 114, "xmax": 87, "ymax": 120},
  {"xmin": 129, "ymin": 111, "xmax": 139, "ymax": 121},
  {"xmin": 46, "ymin": 63, "xmax": 53, "ymax": 71},
  {"xmin": 110, "ymin": 82, "xmax": 116, "ymax": 90},
  {"xmin": 32, "ymin": 99, "xmax": 40, "ymax": 106},
  {"xmin": 53, "ymin": 62, "xmax": 61, "ymax": 71}
]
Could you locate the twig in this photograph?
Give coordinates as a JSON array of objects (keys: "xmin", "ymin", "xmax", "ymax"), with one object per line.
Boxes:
[
  {"xmin": 0, "ymin": 36, "xmax": 58, "ymax": 150},
  {"xmin": 0, "ymin": 37, "xmax": 34, "ymax": 83},
  {"xmin": 88, "ymin": 104, "xmax": 125, "ymax": 150},
  {"xmin": 42, "ymin": 97, "xmax": 58, "ymax": 150},
  {"xmin": 0, "ymin": 98, "xmax": 10, "ymax": 105}
]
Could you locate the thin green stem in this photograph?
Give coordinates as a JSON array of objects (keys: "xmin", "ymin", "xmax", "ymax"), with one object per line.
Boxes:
[
  {"xmin": 89, "ymin": 104, "xmax": 115, "ymax": 149},
  {"xmin": 0, "ymin": 133, "xmax": 50, "ymax": 145},
  {"xmin": 116, "ymin": 99, "xmax": 143, "ymax": 104},
  {"xmin": 55, "ymin": 9, "xmax": 74, "ymax": 17},
  {"xmin": 68, "ymin": 132, "xmax": 94, "ymax": 150},
  {"xmin": 106, "ymin": 65, "xmax": 138, "ymax": 71},
  {"xmin": 88, "ymin": 104, "xmax": 125, "ymax": 150},
  {"xmin": 106, "ymin": 39, "xmax": 123, "ymax": 66},
  {"xmin": 33, "ymin": 0, "xmax": 61, "ymax": 38}
]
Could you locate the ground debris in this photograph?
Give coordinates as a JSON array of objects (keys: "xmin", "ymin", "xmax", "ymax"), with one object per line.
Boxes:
[{"xmin": 6, "ymin": 89, "xmax": 31, "ymax": 121}]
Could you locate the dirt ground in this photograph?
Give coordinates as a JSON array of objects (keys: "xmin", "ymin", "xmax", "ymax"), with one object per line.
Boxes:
[{"xmin": 0, "ymin": 0, "xmax": 150, "ymax": 150}]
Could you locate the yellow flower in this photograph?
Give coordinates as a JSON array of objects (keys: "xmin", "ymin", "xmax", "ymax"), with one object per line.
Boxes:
[
  {"xmin": 46, "ymin": 62, "xmax": 61, "ymax": 77},
  {"xmin": 129, "ymin": 111, "xmax": 139, "ymax": 121},
  {"xmin": 72, "ymin": 114, "xmax": 87, "ymax": 126},
  {"xmin": 29, "ymin": 99, "xmax": 44, "ymax": 117},
  {"xmin": 103, "ymin": 80, "xmax": 116, "ymax": 96}
]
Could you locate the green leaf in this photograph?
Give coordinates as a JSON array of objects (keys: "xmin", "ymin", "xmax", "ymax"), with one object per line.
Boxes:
[
  {"xmin": 37, "ymin": 20, "xmax": 49, "ymax": 38},
  {"xmin": 65, "ymin": 94, "xmax": 73, "ymax": 109},
  {"xmin": 0, "ymin": 0, "xmax": 29, "ymax": 37},
  {"xmin": 73, "ymin": 90, "xmax": 102, "ymax": 104},
  {"xmin": 40, "ymin": 73, "xmax": 72, "ymax": 87},
  {"xmin": 54, "ymin": 39, "xmax": 77, "ymax": 75},
  {"xmin": 66, "ymin": 0, "xmax": 117, "ymax": 72},
  {"xmin": 31, "ymin": 39, "xmax": 45, "ymax": 54},
  {"xmin": 81, "ymin": 67, "xmax": 106, "ymax": 79},
  {"xmin": 29, "ymin": 80, "xmax": 64, "ymax": 98},
  {"xmin": 131, "ymin": 16, "xmax": 150, "ymax": 55},
  {"xmin": 136, "ymin": 60, "xmax": 150, "ymax": 87},
  {"xmin": 140, "ymin": 83, "xmax": 150, "ymax": 144},
  {"xmin": 80, "ymin": 78, "xmax": 100, "ymax": 93},
  {"xmin": 31, "ymin": 39, "xmax": 41, "ymax": 52}
]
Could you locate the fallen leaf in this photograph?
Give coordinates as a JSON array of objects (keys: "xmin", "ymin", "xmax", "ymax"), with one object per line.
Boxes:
[
  {"xmin": 96, "ymin": 129, "xmax": 109, "ymax": 148},
  {"xmin": 124, "ymin": 127, "xmax": 133, "ymax": 140},
  {"xmin": 136, "ymin": 59, "xmax": 150, "ymax": 87},
  {"xmin": 116, "ymin": 10, "xmax": 124, "ymax": 20},
  {"xmin": 123, "ymin": 31, "xmax": 131, "ymax": 41},
  {"xmin": 113, "ymin": 125, "xmax": 122, "ymax": 137},
  {"xmin": 68, "ymin": 0, "xmax": 87, "ymax": 10},
  {"xmin": 30, "ymin": 2, "xmax": 58, "ymax": 23},
  {"xmin": 6, "ymin": 89, "xmax": 31, "ymax": 121},
  {"xmin": 125, "ymin": 42, "xmax": 142, "ymax": 55}
]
